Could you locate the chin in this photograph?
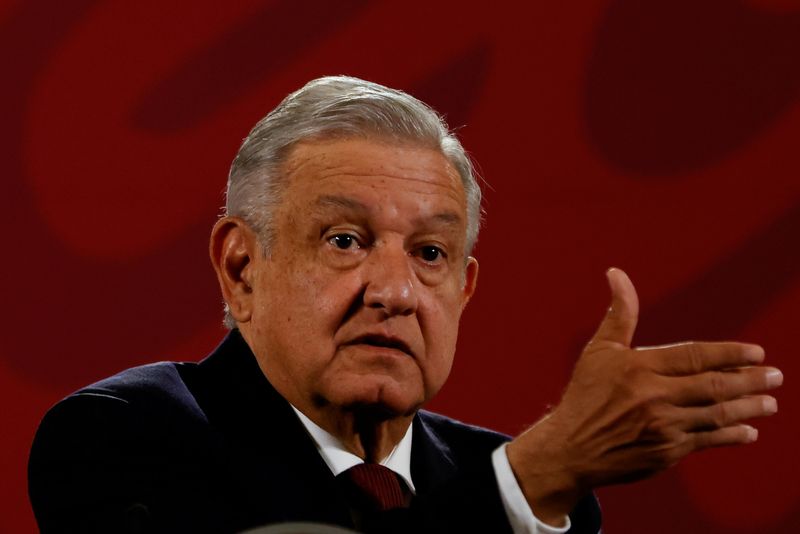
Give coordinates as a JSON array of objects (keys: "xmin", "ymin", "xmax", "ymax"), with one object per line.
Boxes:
[{"xmin": 328, "ymin": 377, "xmax": 425, "ymax": 419}]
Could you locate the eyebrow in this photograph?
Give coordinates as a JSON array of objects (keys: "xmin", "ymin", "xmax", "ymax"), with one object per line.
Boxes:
[{"xmin": 314, "ymin": 194, "xmax": 463, "ymax": 227}]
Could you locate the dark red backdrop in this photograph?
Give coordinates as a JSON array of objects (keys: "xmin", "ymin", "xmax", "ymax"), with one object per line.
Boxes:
[{"xmin": 2, "ymin": 1, "xmax": 798, "ymax": 531}]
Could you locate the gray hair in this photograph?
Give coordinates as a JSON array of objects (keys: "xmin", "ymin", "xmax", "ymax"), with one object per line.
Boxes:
[{"xmin": 223, "ymin": 76, "xmax": 482, "ymax": 327}]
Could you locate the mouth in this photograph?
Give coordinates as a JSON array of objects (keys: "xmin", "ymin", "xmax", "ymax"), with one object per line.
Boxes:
[{"xmin": 344, "ymin": 334, "xmax": 413, "ymax": 357}]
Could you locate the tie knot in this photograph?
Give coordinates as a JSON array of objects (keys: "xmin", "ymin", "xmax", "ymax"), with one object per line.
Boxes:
[{"xmin": 339, "ymin": 463, "xmax": 406, "ymax": 511}]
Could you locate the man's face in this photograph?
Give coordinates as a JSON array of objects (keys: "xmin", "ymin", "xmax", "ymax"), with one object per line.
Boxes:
[{"xmin": 243, "ymin": 138, "xmax": 478, "ymax": 419}]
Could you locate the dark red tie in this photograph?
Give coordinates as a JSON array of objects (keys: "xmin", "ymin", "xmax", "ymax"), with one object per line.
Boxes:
[{"xmin": 340, "ymin": 463, "xmax": 406, "ymax": 511}]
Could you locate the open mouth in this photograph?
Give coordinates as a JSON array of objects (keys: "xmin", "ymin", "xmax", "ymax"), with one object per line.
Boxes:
[{"xmin": 345, "ymin": 334, "xmax": 413, "ymax": 357}]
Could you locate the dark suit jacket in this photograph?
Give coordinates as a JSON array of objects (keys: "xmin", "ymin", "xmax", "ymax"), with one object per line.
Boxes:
[{"xmin": 29, "ymin": 330, "xmax": 601, "ymax": 533}]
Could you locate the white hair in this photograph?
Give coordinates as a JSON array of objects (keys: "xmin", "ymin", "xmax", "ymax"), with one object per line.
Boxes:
[{"xmin": 223, "ymin": 75, "xmax": 482, "ymax": 327}]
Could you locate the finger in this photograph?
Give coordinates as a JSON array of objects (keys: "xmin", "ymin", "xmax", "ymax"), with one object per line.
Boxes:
[
  {"xmin": 668, "ymin": 367, "xmax": 783, "ymax": 406},
  {"xmin": 641, "ymin": 342, "xmax": 765, "ymax": 376},
  {"xmin": 588, "ymin": 268, "xmax": 640, "ymax": 348},
  {"xmin": 689, "ymin": 424, "xmax": 760, "ymax": 451},
  {"xmin": 637, "ymin": 423, "xmax": 760, "ymax": 468},
  {"xmin": 673, "ymin": 395, "xmax": 778, "ymax": 431}
]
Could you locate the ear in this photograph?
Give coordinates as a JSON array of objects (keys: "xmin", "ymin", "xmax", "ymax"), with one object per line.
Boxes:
[
  {"xmin": 209, "ymin": 216, "xmax": 260, "ymax": 324},
  {"xmin": 461, "ymin": 256, "xmax": 479, "ymax": 310}
]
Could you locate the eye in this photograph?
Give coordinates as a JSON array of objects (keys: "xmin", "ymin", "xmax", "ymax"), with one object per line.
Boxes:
[
  {"xmin": 328, "ymin": 233, "xmax": 359, "ymax": 250},
  {"xmin": 417, "ymin": 245, "xmax": 446, "ymax": 264}
]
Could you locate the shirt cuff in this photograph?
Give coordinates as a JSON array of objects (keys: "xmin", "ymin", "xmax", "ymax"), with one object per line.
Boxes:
[{"xmin": 491, "ymin": 442, "xmax": 571, "ymax": 534}]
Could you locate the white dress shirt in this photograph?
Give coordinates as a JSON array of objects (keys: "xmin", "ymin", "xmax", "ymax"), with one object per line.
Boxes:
[{"xmin": 291, "ymin": 407, "xmax": 570, "ymax": 534}]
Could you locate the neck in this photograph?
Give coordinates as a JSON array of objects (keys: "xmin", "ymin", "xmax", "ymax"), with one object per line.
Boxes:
[{"xmin": 310, "ymin": 404, "xmax": 414, "ymax": 462}]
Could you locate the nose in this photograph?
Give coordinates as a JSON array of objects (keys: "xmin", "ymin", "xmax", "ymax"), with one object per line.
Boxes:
[{"xmin": 362, "ymin": 243, "xmax": 418, "ymax": 317}]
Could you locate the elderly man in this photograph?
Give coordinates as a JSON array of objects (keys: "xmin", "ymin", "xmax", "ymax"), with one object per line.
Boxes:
[{"xmin": 29, "ymin": 77, "xmax": 782, "ymax": 533}]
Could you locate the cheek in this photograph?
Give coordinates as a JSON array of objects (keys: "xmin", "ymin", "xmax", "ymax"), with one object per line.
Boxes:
[
  {"xmin": 419, "ymin": 290, "xmax": 464, "ymax": 387},
  {"xmin": 270, "ymin": 265, "xmax": 364, "ymax": 342},
  {"xmin": 309, "ymin": 269, "xmax": 364, "ymax": 322},
  {"xmin": 426, "ymin": 280, "xmax": 467, "ymax": 332}
]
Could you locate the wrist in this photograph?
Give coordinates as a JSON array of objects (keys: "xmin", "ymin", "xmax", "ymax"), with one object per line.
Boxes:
[{"xmin": 506, "ymin": 421, "xmax": 583, "ymax": 525}]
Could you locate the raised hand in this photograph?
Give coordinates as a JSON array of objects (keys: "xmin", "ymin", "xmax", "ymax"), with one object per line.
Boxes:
[{"xmin": 506, "ymin": 268, "xmax": 783, "ymax": 525}]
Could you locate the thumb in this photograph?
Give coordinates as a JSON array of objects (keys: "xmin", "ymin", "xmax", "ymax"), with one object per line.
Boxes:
[{"xmin": 589, "ymin": 267, "xmax": 640, "ymax": 348}]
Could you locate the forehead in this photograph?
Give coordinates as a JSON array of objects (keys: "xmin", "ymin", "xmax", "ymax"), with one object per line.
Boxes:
[{"xmin": 280, "ymin": 138, "xmax": 466, "ymax": 208}]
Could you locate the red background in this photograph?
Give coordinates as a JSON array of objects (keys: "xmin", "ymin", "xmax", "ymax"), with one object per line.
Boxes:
[{"xmin": 2, "ymin": 1, "xmax": 798, "ymax": 531}]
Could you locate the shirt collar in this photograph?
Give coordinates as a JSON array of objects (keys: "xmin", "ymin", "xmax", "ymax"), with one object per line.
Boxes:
[{"xmin": 291, "ymin": 405, "xmax": 416, "ymax": 494}]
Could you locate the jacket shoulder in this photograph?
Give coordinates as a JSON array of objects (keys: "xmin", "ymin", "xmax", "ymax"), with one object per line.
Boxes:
[
  {"xmin": 417, "ymin": 409, "xmax": 511, "ymax": 453},
  {"xmin": 28, "ymin": 361, "xmax": 220, "ymax": 532},
  {"xmin": 79, "ymin": 360, "xmax": 195, "ymax": 401},
  {"xmin": 40, "ymin": 361, "xmax": 207, "ymax": 433}
]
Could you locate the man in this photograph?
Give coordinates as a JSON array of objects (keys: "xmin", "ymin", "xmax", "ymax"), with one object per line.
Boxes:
[{"xmin": 29, "ymin": 76, "xmax": 782, "ymax": 533}]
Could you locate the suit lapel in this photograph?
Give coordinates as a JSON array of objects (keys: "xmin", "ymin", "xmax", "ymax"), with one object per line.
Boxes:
[
  {"xmin": 189, "ymin": 331, "xmax": 354, "ymax": 528},
  {"xmin": 410, "ymin": 412, "xmax": 458, "ymax": 496}
]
